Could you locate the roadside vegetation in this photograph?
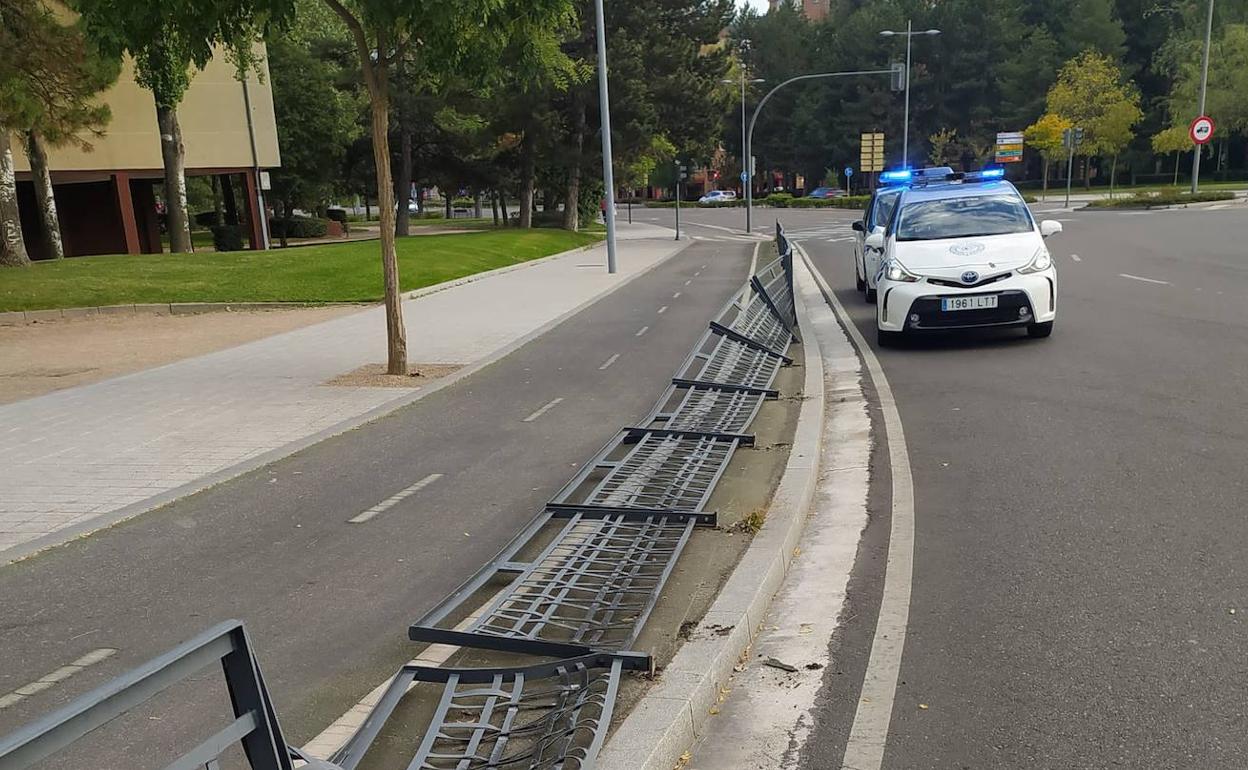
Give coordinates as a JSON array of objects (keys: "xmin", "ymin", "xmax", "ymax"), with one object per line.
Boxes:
[
  {"xmin": 1084, "ymin": 190, "xmax": 1237, "ymax": 209},
  {"xmin": 0, "ymin": 229, "xmax": 599, "ymax": 312}
]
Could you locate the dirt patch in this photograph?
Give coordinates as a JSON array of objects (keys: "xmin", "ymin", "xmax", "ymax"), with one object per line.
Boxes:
[
  {"xmin": 322, "ymin": 363, "xmax": 463, "ymax": 389},
  {"xmin": 0, "ymin": 306, "xmax": 364, "ymax": 405}
]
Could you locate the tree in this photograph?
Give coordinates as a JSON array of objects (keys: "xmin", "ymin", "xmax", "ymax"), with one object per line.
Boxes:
[
  {"xmin": 928, "ymin": 128, "xmax": 958, "ymax": 167},
  {"xmin": 1045, "ymin": 51, "xmax": 1142, "ymax": 189},
  {"xmin": 1151, "ymin": 125, "xmax": 1191, "ymax": 186},
  {"xmin": 320, "ymin": 0, "xmax": 575, "ymax": 374},
  {"xmin": 1024, "ymin": 113, "xmax": 1072, "ymax": 197},
  {"xmin": 1, "ymin": 1, "xmax": 116, "ymax": 266},
  {"xmin": 75, "ymin": 0, "xmax": 290, "ymax": 254}
]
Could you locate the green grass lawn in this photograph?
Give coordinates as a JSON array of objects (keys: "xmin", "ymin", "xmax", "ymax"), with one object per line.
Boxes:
[{"xmin": 1, "ymin": 228, "xmax": 601, "ymax": 312}]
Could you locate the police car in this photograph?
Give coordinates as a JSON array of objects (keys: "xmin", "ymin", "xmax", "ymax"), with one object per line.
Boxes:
[
  {"xmin": 852, "ymin": 167, "xmax": 953, "ymax": 302},
  {"xmin": 867, "ymin": 168, "xmax": 1063, "ymax": 346}
]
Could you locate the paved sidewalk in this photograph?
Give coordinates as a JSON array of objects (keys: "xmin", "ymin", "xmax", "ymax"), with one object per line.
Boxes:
[{"xmin": 0, "ymin": 224, "xmax": 681, "ymax": 561}]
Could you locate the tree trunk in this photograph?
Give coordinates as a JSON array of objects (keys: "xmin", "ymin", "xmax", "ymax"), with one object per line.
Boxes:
[
  {"xmin": 444, "ymin": 194, "xmax": 452, "ymax": 219},
  {"xmin": 395, "ymin": 127, "xmax": 412, "ymax": 237},
  {"xmin": 156, "ymin": 103, "xmax": 192, "ymax": 253},
  {"xmin": 498, "ymin": 189, "xmax": 509, "ymax": 227},
  {"xmin": 1041, "ymin": 157, "xmax": 1049, "ymax": 200},
  {"xmin": 25, "ymin": 131, "xmax": 64, "ymax": 260},
  {"xmin": 519, "ymin": 130, "xmax": 536, "ymax": 229},
  {"xmin": 491, "ymin": 191, "xmax": 500, "ymax": 226},
  {"xmin": 222, "ymin": 174, "xmax": 240, "ymax": 225},
  {"xmin": 1173, "ymin": 152, "xmax": 1180, "ymax": 186},
  {"xmin": 278, "ymin": 198, "xmax": 290, "ymax": 248},
  {"xmin": 363, "ymin": 70, "xmax": 407, "ymax": 376},
  {"xmin": 473, "ymin": 191, "xmax": 483, "ymax": 219},
  {"xmin": 0, "ymin": 133, "xmax": 30, "ymax": 267},
  {"xmin": 363, "ymin": 191, "xmax": 370, "ymax": 221},
  {"xmin": 564, "ymin": 103, "xmax": 586, "ymax": 231},
  {"xmin": 1109, "ymin": 154, "xmax": 1118, "ymax": 199},
  {"xmin": 1083, "ymin": 157, "xmax": 1092, "ymax": 189},
  {"xmin": 211, "ymin": 175, "xmax": 224, "ymax": 225}
]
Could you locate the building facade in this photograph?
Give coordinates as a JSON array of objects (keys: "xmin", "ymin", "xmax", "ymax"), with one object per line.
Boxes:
[{"xmin": 8, "ymin": 26, "xmax": 280, "ymax": 258}]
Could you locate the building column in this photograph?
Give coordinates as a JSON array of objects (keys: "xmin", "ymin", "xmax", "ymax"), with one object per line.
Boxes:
[
  {"xmin": 112, "ymin": 172, "xmax": 141, "ymax": 255},
  {"xmin": 242, "ymin": 169, "xmax": 264, "ymax": 250}
]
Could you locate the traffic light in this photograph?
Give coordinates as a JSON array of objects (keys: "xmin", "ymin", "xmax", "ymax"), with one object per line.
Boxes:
[
  {"xmin": 890, "ymin": 62, "xmax": 906, "ymax": 92},
  {"xmin": 1074, "ymin": 127, "xmax": 1085, "ymax": 145},
  {"xmin": 678, "ymin": 164, "xmax": 689, "ymax": 181}
]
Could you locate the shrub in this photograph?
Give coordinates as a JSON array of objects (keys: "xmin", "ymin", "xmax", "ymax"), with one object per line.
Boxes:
[
  {"xmin": 451, "ymin": 197, "xmax": 475, "ymax": 209},
  {"xmin": 194, "ymin": 211, "xmax": 221, "ymax": 228},
  {"xmin": 210, "ymin": 224, "xmax": 245, "ymax": 252},
  {"xmin": 416, "ymin": 210, "xmax": 446, "ymax": 220},
  {"xmin": 788, "ymin": 195, "xmax": 871, "ymax": 210},
  {"xmin": 269, "ymin": 216, "xmax": 330, "ymax": 239},
  {"xmin": 1084, "ymin": 191, "xmax": 1235, "ymax": 209},
  {"xmin": 765, "ymin": 193, "xmax": 795, "ymax": 208}
]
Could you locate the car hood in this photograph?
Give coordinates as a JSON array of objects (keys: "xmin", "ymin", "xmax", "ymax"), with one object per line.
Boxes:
[{"xmin": 894, "ymin": 232, "xmax": 1041, "ymax": 276}]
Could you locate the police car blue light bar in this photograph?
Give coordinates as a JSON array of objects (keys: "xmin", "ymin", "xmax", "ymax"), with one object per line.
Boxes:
[
  {"xmin": 880, "ymin": 169, "xmax": 913, "ymax": 183},
  {"xmin": 978, "ymin": 167, "xmax": 1006, "ymax": 179}
]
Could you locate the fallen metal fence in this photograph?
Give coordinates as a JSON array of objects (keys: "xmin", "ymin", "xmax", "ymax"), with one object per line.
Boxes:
[{"xmin": 0, "ymin": 222, "xmax": 799, "ymax": 770}]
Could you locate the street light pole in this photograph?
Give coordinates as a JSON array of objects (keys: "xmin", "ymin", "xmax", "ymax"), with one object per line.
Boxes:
[
  {"xmin": 593, "ymin": 0, "xmax": 618, "ymax": 273},
  {"xmin": 880, "ymin": 23, "xmax": 941, "ymax": 170},
  {"xmin": 724, "ymin": 43, "xmax": 763, "ymax": 233},
  {"xmin": 745, "ymin": 69, "xmax": 893, "ymax": 233},
  {"xmin": 1191, "ymin": 0, "xmax": 1215, "ymax": 195}
]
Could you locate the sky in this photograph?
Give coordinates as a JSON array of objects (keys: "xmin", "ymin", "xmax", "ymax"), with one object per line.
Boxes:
[{"xmin": 739, "ymin": 0, "xmax": 769, "ymax": 11}]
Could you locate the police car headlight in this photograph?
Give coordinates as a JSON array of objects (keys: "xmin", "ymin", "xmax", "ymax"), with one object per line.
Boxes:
[
  {"xmin": 885, "ymin": 261, "xmax": 920, "ymax": 283},
  {"xmin": 1018, "ymin": 247, "xmax": 1053, "ymax": 274}
]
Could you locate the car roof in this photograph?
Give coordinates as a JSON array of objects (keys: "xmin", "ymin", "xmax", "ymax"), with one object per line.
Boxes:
[{"xmin": 898, "ymin": 180, "xmax": 1021, "ymax": 203}]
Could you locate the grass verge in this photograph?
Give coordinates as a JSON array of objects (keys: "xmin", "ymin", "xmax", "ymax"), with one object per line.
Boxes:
[
  {"xmin": 1, "ymin": 228, "xmax": 601, "ymax": 311},
  {"xmin": 1084, "ymin": 191, "xmax": 1236, "ymax": 209}
]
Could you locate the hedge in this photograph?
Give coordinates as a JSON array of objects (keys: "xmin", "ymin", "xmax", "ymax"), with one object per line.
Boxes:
[
  {"xmin": 210, "ymin": 224, "xmax": 245, "ymax": 252},
  {"xmin": 1084, "ymin": 191, "xmax": 1236, "ymax": 209},
  {"xmin": 269, "ymin": 216, "xmax": 330, "ymax": 239}
]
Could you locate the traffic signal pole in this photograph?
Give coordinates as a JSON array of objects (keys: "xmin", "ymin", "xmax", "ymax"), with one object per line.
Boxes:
[{"xmin": 1191, "ymin": 0, "xmax": 1215, "ymax": 194}]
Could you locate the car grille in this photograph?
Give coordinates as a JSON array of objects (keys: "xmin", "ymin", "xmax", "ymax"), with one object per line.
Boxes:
[
  {"xmin": 909, "ymin": 290, "xmax": 1030, "ymax": 329},
  {"xmin": 926, "ymin": 272, "xmax": 1013, "ymax": 289}
]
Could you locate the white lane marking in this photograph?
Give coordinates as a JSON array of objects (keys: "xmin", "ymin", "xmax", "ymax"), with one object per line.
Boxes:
[
  {"xmin": 635, "ymin": 326, "xmax": 650, "ymax": 337},
  {"xmin": 348, "ymin": 474, "xmax": 444, "ymax": 523},
  {"xmin": 598, "ymin": 353, "xmax": 621, "ymax": 370},
  {"xmin": 672, "ymin": 292, "xmax": 682, "ymax": 299},
  {"xmin": 1070, "ymin": 254, "xmax": 1082, "ymax": 262},
  {"xmin": 694, "ymin": 271, "xmax": 702, "ymax": 277},
  {"xmin": 1120, "ymin": 273, "xmax": 1171, "ymax": 285},
  {"xmin": 684, "ymin": 279, "xmax": 692, "ymax": 286},
  {"xmin": 796, "ymin": 242, "xmax": 916, "ymax": 770},
  {"xmin": 657, "ymin": 306, "xmax": 668, "ymax": 315},
  {"xmin": 522, "ymin": 397, "xmax": 564, "ymax": 423},
  {"xmin": 701, "ymin": 264, "xmax": 707, "ymax": 269},
  {"xmin": 0, "ymin": 649, "xmax": 118, "ymax": 709}
]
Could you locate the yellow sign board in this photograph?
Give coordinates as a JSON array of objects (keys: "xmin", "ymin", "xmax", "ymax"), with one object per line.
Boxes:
[{"xmin": 860, "ymin": 132, "xmax": 885, "ymax": 172}]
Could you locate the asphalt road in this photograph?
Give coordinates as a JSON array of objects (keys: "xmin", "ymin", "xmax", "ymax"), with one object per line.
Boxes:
[
  {"xmin": 0, "ymin": 239, "xmax": 751, "ymax": 765},
  {"xmin": 644, "ymin": 200, "xmax": 1248, "ymax": 768}
]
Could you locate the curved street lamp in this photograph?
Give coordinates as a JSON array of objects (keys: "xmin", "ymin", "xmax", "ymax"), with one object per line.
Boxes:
[{"xmin": 879, "ymin": 22, "xmax": 941, "ymax": 170}]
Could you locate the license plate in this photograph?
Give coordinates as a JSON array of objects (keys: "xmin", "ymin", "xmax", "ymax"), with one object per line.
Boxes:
[{"xmin": 941, "ymin": 295, "xmax": 999, "ymax": 312}]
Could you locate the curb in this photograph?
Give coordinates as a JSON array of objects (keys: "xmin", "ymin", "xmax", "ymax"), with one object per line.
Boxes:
[
  {"xmin": 596, "ymin": 265, "xmax": 827, "ymax": 770},
  {"xmin": 0, "ymin": 238, "xmax": 693, "ymax": 567},
  {"xmin": 0, "ymin": 238, "xmax": 608, "ymax": 327}
]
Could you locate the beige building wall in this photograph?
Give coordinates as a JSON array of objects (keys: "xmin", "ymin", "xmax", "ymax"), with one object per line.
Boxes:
[{"xmin": 13, "ymin": 44, "xmax": 280, "ymax": 175}]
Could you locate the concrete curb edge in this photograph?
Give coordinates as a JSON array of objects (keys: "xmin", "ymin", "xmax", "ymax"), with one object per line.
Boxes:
[
  {"xmin": 596, "ymin": 261, "xmax": 827, "ymax": 770},
  {"xmin": 0, "ymin": 237, "xmax": 692, "ymax": 566}
]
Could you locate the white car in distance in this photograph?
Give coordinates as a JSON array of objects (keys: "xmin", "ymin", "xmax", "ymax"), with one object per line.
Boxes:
[
  {"xmin": 870, "ymin": 170, "xmax": 1063, "ymax": 347},
  {"xmin": 698, "ymin": 190, "xmax": 738, "ymax": 205}
]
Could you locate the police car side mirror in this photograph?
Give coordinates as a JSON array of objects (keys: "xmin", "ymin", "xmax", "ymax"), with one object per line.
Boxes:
[
  {"xmin": 865, "ymin": 232, "xmax": 886, "ymax": 250},
  {"xmin": 852, "ymin": 220, "xmax": 865, "ymax": 233},
  {"xmin": 1040, "ymin": 220, "xmax": 1063, "ymax": 238}
]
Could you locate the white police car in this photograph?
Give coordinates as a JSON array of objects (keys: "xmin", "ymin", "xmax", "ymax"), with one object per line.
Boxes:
[
  {"xmin": 852, "ymin": 167, "xmax": 953, "ymax": 302},
  {"xmin": 867, "ymin": 169, "xmax": 1063, "ymax": 346}
]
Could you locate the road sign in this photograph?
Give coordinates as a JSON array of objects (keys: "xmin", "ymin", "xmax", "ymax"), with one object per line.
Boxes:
[
  {"xmin": 860, "ymin": 132, "xmax": 885, "ymax": 172},
  {"xmin": 1190, "ymin": 115, "xmax": 1215, "ymax": 145},
  {"xmin": 845, "ymin": 167, "xmax": 854, "ymax": 178},
  {"xmin": 741, "ymin": 171, "xmax": 749, "ymax": 183},
  {"xmin": 995, "ymin": 131, "xmax": 1024, "ymax": 163}
]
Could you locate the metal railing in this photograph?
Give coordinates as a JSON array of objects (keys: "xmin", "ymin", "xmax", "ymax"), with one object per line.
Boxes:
[{"xmin": 0, "ymin": 226, "xmax": 799, "ymax": 770}]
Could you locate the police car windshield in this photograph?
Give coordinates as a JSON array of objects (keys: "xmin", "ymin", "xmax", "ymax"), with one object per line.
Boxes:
[{"xmin": 894, "ymin": 194, "xmax": 1032, "ymax": 241}]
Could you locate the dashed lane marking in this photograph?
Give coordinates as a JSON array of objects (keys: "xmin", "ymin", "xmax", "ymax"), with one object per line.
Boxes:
[
  {"xmin": 0, "ymin": 649, "xmax": 118, "ymax": 710},
  {"xmin": 598, "ymin": 353, "xmax": 621, "ymax": 370},
  {"xmin": 1070, "ymin": 254, "xmax": 1082, "ymax": 262},
  {"xmin": 522, "ymin": 398, "xmax": 564, "ymax": 423},
  {"xmin": 635, "ymin": 326, "xmax": 650, "ymax": 337},
  {"xmin": 348, "ymin": 474, "xmax": 444, "ymax": 523},
  {"xmin": 657, "ymin": 306, "xmax": 668, "ymax": 314},
  {"xmin": 1120, "ymin": 273, "xmax": 1171, "ymax": 286}
]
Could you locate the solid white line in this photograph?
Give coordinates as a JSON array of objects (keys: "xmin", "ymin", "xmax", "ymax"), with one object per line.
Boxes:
[
  {"xmin": 635, "ymin": 326, "xmax": 650, "ymax": 337},
  {"xmin": 795, "ymin": 242, "xmax": 915, "ymax": 770},
  {"xmin": 522, "ymin": 397, "xmax": 564, "ymax": 423},
  {"xmin": 0, "ymin": 649, "xmax": 117, "ymax": 710},
  {"xmin": 599, "ymin": 353, "xmax": 621, "ymax": 370},
  {"xmin": 348, "ymin": 473, "xmax": 443, "ymax": 523},
  {"xmin": 1120, "ymin": 273, "xmax": 1170, "ymax": 285},
  {"xmin": 1070, "ymin": 254, "xmax": 1082, "ymax": 262}
]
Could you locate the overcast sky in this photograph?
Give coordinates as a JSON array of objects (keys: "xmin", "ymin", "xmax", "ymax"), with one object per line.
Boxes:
[{"xmin": 739, "ymin": 0, "xmax": 769, "ymax": 12}]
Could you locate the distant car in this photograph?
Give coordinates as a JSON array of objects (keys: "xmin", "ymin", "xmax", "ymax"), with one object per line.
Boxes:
[
  {"xmin": 807, "ymin": 187, "xmax": 847, "ymax": 199},
  {"xmin": 870, "ymin": 169, "xmax": 1063, "ymax": 346},
  {"xmin": 698, "ymin": 190, "xmax": 738, "ymax": 204}
]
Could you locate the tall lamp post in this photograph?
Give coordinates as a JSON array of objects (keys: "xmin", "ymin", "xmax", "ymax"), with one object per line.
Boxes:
[
  {"xmin": 1191, "ymin": 0, "xmax": 1215, "ymax": 194},
  {"xmin": 594, "ymin": 0, "xmax": 618, "ymax": 273},
  {"xmin": 879, "ymin": 21, "xmax": 941, "ymax": 169},
  {"xmin": 722, "ymin": 39, "xmax": 764, "ymax": 217}
]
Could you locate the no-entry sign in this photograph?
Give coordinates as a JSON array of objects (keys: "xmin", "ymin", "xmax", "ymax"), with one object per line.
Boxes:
[{"xmin": 1190, "ymin": 115, "xmax": 1215, "ymax": 145}]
